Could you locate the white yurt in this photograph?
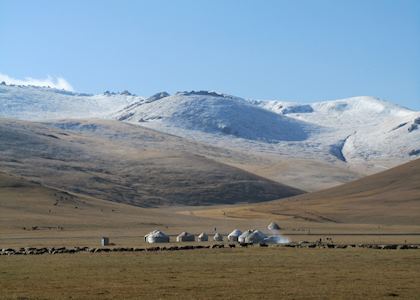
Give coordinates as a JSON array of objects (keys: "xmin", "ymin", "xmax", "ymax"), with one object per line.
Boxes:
[
  {"xmin": 245, "ymin": 230, "xmax": 267, "ymax": 244},
  {"xmin": 227, "ymin": 229, "xmax": 242, "ymax": 242},
  {"xmin": 145, "ymin": 230, "xmax": 170, "ymax": 243},
  {"xmin": 176, "ymin": 232, "xmax": 195, "ymax": 242},
  {"xmin": 213, "ymin": 232, "xmax": 223, "ymax": 242},
  {"xmin": 267, "ymin": 222, "xmax": 281, "ymax": 231},
  {"xmin": 238, "ymin": 230, "xmax": 254, "ymax": 243},
  {"xmin": 198, "ymin": 232, "xmax": 208, "ymax": 242}
]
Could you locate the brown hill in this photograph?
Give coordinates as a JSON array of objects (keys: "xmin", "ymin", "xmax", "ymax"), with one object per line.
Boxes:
[
  {"xmin": 199, "ymin": 159, "xmax": 420, "ymax": 226},
  {"xmin": 0, "ymin": 171, "xmax": 124, "ymax": 232},
  {"xmin": 0, "ymin": 171, "xmax": 274, "ymax": 247},
  {"xmin": 0, "ymin": 118, "xmax": 303, "ymax": 207}
]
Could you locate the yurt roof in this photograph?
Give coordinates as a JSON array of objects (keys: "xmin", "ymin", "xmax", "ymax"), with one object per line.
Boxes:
[
  {"xmin": 246, "ymin": 230, "xmax": 267, "ymax": 243},
  {"xmin": 239, "ymin": 229, "xmax": 254, "ymax": 237},
  {"xmin": 146, "ymin": 230, "xmax": 168, "ymax": 237},
  {"xmin": 213, "ymin": 232, "xmax": 223, "ymax": 240},
  {"xmin": 268, "ymin": 222, "xmax": 281, "ymax": 230},
  {"xmin": 228, "ymin": 229, "xmax": 242, "ymax": 237},
  {"xmin": 177, "ymin": 231, "xmax": 193, "ymax": 237}
]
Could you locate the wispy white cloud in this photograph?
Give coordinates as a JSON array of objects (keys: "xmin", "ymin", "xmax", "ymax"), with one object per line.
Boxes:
[{"xmin": 0, "ymin": 73, "xmax": 74, "ymax": 91}]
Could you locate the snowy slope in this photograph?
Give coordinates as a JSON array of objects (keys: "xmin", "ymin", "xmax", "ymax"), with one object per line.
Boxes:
[
  {"xmin": 255, "ymin": 96, "xmax": 420, "ymax": 167},
  {"xmin": 115, "ymin": 91, "xmax": 319, "ymax": 142},
  {"xmin": 0, "ymin": 84, "xmax": 139, "ymax": 120},
  {"xmin": 112, "ymin": 93, "xmax": 420, "ymax": 169},
  {"xmin": 0, "ymin": 83, "xmax": 418, "ymax": 171},
  {"xmin": 342, "ymin": 112, "xmax": 420, "ymax": 161},
  {"xmin": 257, "ymin": 96, "xmax": 412, "ymax": 127}
]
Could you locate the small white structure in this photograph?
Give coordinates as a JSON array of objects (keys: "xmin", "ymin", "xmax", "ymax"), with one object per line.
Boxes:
[
  {"xmin": 176, "ymin": 232, "xmax": 195, "ymax": 242},
  {"xmin": 238, "ymin": 229, "xmax": 267, "ymax": 244},
  {"xmin": 246, "ymin": 230, "xmax": 267, "ymax": 244},
  {"xmin": 267, "ymin": 222, "xmax": 281, "ymax": 231},
  {"xmin": 198, "ymin": 232, "xmax": 208, "ymax": 242},
  {"xmin": 238, "ymin": 230, "xmax": 253, "ymax": 243},
  {"xmin": 227, "ymin": 229, "xmax": 242, "ymax": 242},
  {"xmin": 101, "ymin": 237, "xmax": 109, "ymax": 247},
  {"xmin": 213, "ymin": 232, "xmax": 223, "ymax": 242},
  {"xmin": 144, "ymin": 230, "xmax": 170, "ymax": 243}
]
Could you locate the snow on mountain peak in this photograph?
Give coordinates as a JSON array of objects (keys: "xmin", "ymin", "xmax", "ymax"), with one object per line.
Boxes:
[
  {"xmin": 0, "ymin": 73, "xmax": 74, "ymax": 91},
  {"xmin": 146, "ymin": 91, "xmax": 170, "ymax": 102},
  {"xmin": 253, "ymin": 96, "xmax": 419, "ymax": 166},
  {"xmin": 0, "ymin": 84, "xmax": 418, "ymax": 169},
  {"xmin": 0, "ymin": 84, "xmax": 139, "ymax": 120},
  {"xmin": 115, "ymin": 91, "xmax": 318, "ymax": 142},
  {"xmin": 312, "ymin": 96, "xmax": 412, "ymax": 116}
]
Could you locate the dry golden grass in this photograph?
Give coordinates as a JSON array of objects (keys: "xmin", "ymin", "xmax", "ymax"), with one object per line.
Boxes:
[
  {"xmin": 193, "ymin": 159, "xmax": 420, "ymax": 228},
  {"xmin": 0, "ymin": 118, "xmax": 305, "ymax": 207},
  {"xmin": 223, "ymin": 154, "xmax": 361, "ymax": 192},
  {"xmin": 2, "ymin": 169, "xmax": 420, "ymax": 248},
  {"xmin": 1, "ymin": 248, "xmax": 420, "ymax": 300},
  {"xmin": 0, "ymin": 171, "xmax": 271, "ymax": 248}
]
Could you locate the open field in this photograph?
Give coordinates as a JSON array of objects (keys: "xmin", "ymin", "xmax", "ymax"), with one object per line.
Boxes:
[{"xmin": 1, "ymin": 247, "xmax": 420, "ymax": 299}]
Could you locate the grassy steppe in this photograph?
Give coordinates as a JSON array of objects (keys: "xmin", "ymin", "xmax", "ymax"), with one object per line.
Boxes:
[{"xmin": 1, "ymin": 247, "xmax": 419, "ymax": 300}]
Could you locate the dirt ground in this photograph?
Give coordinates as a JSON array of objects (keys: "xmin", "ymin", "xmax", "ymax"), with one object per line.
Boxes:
[{"xmin": 1, "ymin": 247, "xmax": 419, "ymax": 300}]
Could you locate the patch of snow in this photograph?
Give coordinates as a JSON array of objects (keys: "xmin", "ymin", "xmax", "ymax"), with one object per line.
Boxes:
[
  {"xmin": 255, "ymin": 96, "xmax": 419, "ymax": 167},
  {"xmin": 341, "ymin": 111, "xmax": 420, "ymax": 162},
  {"xmin": 0, "ymin": 85, "xmax": 418, "ymax": 171},
  {"xmin": 115, "ymin": 92, "xmax": 319, "ymax": 142},
  {"xmin": 0, "ymin": 85, "xmax": 140, "ymax": 120}
]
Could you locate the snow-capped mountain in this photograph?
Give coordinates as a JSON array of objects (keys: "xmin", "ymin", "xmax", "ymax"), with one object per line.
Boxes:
[
  {"xmin": 0, "ymin": 84, "xmax": 139, "ymax": 120},
  {"xmin": 255, "ymin": 97, "xmax": 420, "ymax": 166},
  {"xmin": 116, "ymin": 92, "xmax": 420, "ymax": 170},
  {"xmin": 342, "ymin": 112, "xmax": 420, "ymax": 161},
  {"xmin": 256, "ymin": 96, "xmax": 413, "ymax": 128},
  {"xmin": 115, "ymin": 91, "xmax": 318, "ymax": 143},
  {"xmin": 0, "ymin": 83, "xmax": 418, "ymax": 171}
]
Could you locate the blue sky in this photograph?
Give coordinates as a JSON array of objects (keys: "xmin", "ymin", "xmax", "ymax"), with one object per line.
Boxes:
[{"xmin": 1, "ymin": 0, "xmax": 419, "ymax": 109}]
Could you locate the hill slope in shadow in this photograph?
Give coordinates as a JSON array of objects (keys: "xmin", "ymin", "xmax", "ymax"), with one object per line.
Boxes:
[{"xmin": 0, "ymin": 119, "xmax": 303, "ymax": 207}]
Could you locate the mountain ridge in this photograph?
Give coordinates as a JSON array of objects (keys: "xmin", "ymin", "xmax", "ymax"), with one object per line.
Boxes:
[{"xmin": 1, "ymin": 84, "xmax": 419, "ymax": 173}]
